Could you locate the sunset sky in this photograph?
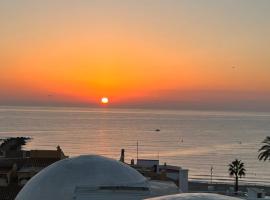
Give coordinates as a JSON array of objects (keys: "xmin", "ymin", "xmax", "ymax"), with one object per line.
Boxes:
[{"xmin": 1, "ymin": 0, "xmax": 270, "ymax": 110}]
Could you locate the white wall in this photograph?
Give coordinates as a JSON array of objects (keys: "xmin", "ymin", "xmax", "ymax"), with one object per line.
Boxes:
[{"xmin": 179, "ymin": 169, "xmax": 188, "ymax": 193}]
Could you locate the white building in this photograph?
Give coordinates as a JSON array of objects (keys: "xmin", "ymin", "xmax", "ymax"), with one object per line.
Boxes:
[
  {"xmin": 16, "ymin": 155, "xmax": 178, "ymax": 200},
  {"xmin": 135, "ymin": 159, "xmax": 189, "ymax": 193},
  {"xmin": 247, "ymin": 188, "xmax": 266, "ymax": 200}
]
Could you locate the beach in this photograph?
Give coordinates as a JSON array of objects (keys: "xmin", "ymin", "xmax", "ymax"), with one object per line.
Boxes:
[{"xmin": 189, "ymin": 181, "xmax": 270, "ymax": 196}]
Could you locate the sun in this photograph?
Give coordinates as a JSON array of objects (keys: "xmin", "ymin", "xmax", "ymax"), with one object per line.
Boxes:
[{"xmin": 101, "ymin": 97, "xmax": 109, "ymax": 104}]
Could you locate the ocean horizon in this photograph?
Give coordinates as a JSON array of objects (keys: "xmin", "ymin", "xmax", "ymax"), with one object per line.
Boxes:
[{"xmin": 1, "ymin": 105, "xmax": 270, "ymax": 186}]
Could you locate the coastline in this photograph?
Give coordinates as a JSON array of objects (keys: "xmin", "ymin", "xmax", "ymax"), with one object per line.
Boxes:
[{"xmin": 189, "ymin": 181, "xmax": 270, "ymax": 195}]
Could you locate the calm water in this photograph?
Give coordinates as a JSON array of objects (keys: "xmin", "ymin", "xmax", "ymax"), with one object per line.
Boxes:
[{"xmin": 0, "ymin": 106, "xmax": 270, "ymax": 185}]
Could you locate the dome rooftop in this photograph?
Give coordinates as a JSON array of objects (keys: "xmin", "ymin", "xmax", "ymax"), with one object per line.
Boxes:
[
  {"xmin": 146, "ymin": 193, "xmax": 242, "ymax": 200},
  {"xmin": 16, "ymin": 155, "xmax": 148, "ymax": 200}
]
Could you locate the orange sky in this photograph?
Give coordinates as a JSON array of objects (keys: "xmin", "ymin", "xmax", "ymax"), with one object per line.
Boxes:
[{"xmin": 1, "ymin": 1, "xmax": 270, "ymax": 110}]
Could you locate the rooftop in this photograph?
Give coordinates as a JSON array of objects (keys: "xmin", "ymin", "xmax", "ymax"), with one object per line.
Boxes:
[
  {"xmin": 16, "ymin": 155, "xmax": 149, "ymax": 200},
  {"xmin": 145, "ymin": 193, "xmax": 243, "ymax": 200}
]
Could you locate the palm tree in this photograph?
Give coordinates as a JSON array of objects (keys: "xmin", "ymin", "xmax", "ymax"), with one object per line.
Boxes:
[
  {"xmin": 258, "ymin": 136, "xmax": 270, "ymax": 161},
  {"xmin": 228, "ymin": 159, "xmax": 246, "ymax": 193}
]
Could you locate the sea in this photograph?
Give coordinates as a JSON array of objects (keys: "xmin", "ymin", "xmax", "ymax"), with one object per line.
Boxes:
[{"xmin": 0, "ymin": 106, "xmax": 270, "ymax": 186}]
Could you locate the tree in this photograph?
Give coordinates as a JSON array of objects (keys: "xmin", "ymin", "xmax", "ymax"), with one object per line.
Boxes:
[
  {"xmin": 258, "ymin": 136, "xmax": 270, "ymax": 161},
  {"xmin": 228, "ymin": 159, "xmax": 246, "ymax": 193}
]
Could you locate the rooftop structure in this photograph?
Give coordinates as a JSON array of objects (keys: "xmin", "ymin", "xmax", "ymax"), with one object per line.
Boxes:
[
  {"xmin": 0, "ymin": 145, "xmax": 67, "ymax": 188},
  {"xmin": 16, "ymin": 155, "xmax": 178, "ymax": 200},
  {"xmin": 29, "ymin": 145, "xmax": 67, "ymax": 159},
  {"xmin": 0, "ymin": 138, "xmax": 68, "ymax": 199},
  {"xmin": 134, "ymin": 158, "xmax": 188, "ymax": 193}
]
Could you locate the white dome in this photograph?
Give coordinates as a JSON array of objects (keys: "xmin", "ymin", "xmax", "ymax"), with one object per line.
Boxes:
[
  {"xmin": 16, "ymin": 155, "xmax": 148, "ymax": 200},
  {"xmin": 146, "ymin": 193, "xmax": 242, "ymax": 200}
]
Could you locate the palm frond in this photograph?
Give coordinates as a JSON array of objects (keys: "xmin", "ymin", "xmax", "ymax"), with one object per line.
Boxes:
[
  {"xmin": 258, "ymin": 137, "xmax": 270, "ymax": 162},
  {"xmin": 262, "ymin": 136, "xmax": 270, "ymax": 144},
  {"xmin": 228, "ymin": 159, "xmax": 246, "ymax": 178},
  {"xmin": 259, "ymin": 145, "xmax": 270, "ymax": 151},
  {"xmin": 258, "ymin": 150, "xmax": 270, "ymax": 161}
]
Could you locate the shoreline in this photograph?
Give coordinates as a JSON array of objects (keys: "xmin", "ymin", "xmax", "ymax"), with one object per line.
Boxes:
[
  {"xmin": 190, "ymin": 178, "xmax": 270, "ymax": 187},
  {"xmin": 189, "ymin": 181, "xmax": 270, "ymax": 195}
]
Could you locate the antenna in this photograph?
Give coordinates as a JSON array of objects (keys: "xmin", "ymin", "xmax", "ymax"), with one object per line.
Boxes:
[{"xmin": 136, "ymin": 140, "xmax": 139, "ymax": 161}]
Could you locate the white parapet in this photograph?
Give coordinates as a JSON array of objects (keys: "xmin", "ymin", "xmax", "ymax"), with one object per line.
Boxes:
[{"xmin": 179, "ymin": 169, "xmax": 188, "ymax": 193}]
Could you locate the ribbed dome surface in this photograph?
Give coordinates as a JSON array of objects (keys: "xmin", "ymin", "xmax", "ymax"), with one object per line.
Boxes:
[
  {"xmin": 16, "ymin": 155, "xmax": 147, "ymax": 200},
  {"xmin": 146, "ymin": 193, "xmax": 242, "ymax": 200}
]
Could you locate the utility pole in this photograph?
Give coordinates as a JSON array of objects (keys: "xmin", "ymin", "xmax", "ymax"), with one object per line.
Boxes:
[
  {"xmin": 210, "ymin": 166, "xmax": 213, "ymax": 184},
  {"xmin": 136, "ymin": 140, "xmax": 139, "ymax": 161}
]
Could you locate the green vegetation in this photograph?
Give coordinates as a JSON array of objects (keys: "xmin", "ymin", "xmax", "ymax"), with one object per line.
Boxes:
[
  {"xmin": 228, "ymin": 159, "xmax": 246, "ymax": 193},
  {"xmin": 258, "ymin": 136, "xmax": 270, "ymax": 161}
]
